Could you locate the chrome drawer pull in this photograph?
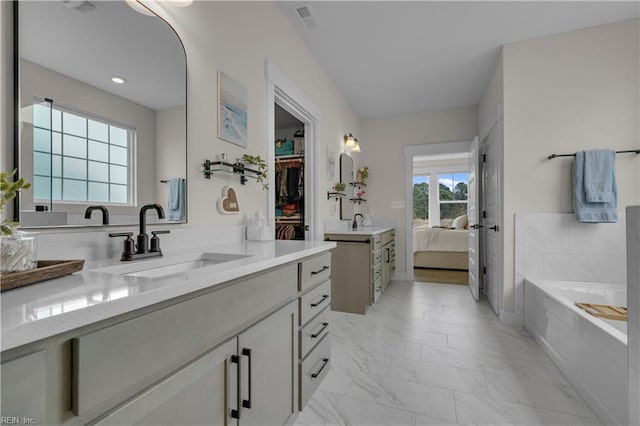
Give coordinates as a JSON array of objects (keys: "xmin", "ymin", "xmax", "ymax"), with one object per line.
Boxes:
[
  {"xmin": 311, "ymin": 358, "xmax": 329, "ymax": 379},
  {"xmin": 310, "ymin": 294, "xmax": 329, "ymax": 307},
  {"xmin": 310, "ymin": 322, "xmax": 329, "ymax": 338},
  {"xmin": 311, "ymin": 266, "xmax": 330, "ymax": 275}
]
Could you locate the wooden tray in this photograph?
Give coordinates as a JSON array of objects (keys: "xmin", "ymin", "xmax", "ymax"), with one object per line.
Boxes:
[
  {"xmin": 0, "ymin": 260, "xmax": 85, "ymax": 292},
  {"xmin": 575, "ymin": 302, "xmax": 627, "ymax": 321}
]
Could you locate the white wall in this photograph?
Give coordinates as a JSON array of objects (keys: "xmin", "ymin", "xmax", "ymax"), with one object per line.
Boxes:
[
  {"xmin": 500, "ymin": 19, "xmax": 640, "ymax": 313},
  {"xmin": 151, "ymin": 1, "xmax": 360, "ymax": 230},
  {"xmin": 1, "ymin": 2, "xmax": 14, "ymax": 223},
  {"xmin": 360, "ymin": 106, "xmax": 478, "ymax": 277},
  {"xmin": 1, "ymin": 2, "xmax": 360, "ymax": 237}
]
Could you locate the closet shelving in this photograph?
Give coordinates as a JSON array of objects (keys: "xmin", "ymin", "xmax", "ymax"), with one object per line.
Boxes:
[
  {"xmin": 275, "ymin": 155, "xmax": 305, "ymax": 240},
  {"xmin": 202, "ymin": 159, "xmax": 262, "ymax": 185}
]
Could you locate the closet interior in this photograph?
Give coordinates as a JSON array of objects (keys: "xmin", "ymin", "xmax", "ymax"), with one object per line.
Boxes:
[{"xmin": 274, "ymin": 104, "xmax": 305, "ymax": 240}]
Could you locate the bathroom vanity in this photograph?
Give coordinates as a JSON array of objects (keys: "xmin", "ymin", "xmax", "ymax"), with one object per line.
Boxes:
[
  {"xmin": 0, "ymin": 241, "xmax": 334, "ymax": 425},
  {"xmin": 325, "ymin": 227, "xmax": 395, "ymax": 314}
]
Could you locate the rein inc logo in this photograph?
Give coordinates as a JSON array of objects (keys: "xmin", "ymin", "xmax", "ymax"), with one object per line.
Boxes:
[{"xmin": 1, "ymin": 418, "xmax": 35, "ymax": 424}]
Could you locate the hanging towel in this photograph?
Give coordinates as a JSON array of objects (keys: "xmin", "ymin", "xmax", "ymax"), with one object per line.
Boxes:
[
  {"xmin": 168, "ymin": 178, "xmax": 186, "ymax": 221},
  {"xmin": 584, "ymin": 149, "xmax": 616, "ymax": 202},
  {"xmin": 573, "ymin": 151, "xmax": 617, "ymax": 223}
]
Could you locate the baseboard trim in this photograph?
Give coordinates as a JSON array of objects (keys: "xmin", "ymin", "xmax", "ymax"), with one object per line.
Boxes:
[{"xmin": 499, "ymin": 310, "xmax": 524, "ymax": 327}]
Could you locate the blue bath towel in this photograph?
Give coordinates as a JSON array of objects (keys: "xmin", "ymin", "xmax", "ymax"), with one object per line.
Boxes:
[
  {"xmin": 573, "ymin": 151, "xmax": 617, "ymax": 223},
  {"xmin": 168, "ymin": 178, "xmax": 185, "ymax": 221}
]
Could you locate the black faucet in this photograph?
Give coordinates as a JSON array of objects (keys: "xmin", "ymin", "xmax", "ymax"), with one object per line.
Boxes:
[
  {"xmin": 84, "ymin": 205, "xmax": 109, "ymax": 225},
  {"xmin": 109, "ymin": 203, "xmax": 170, "ymax": 261},
  {"xmin": 137, "ymin": 204, "xmax": 165, "ymax": 254},
  {"xmin": 352, "ymin": 213, "xmax": 363, "ymax": 229}
]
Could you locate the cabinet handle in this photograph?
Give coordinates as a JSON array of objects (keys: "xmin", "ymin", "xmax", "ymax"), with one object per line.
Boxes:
[
  {"xmin": 230, "ymin": 354, "xmax": 241, "ymax": 419},
  {"xmin": 376, "ymin": 286, "xmax": 382, "ymax": 292},
  {"xmin": 310, "ymin": 294, "xmax": 329, "ymax": 307},
  {"xmin": 311, "ymin": 322, "xmax": 329, "ymax": 338},
  {"xmin": 311, "ymin": 266, "xmax": 330, "ymax": 275},
  {"xmin": 311, "ymin": 358, "xmax": 330, "ymax": 379},
  {"xmin": 385, "ymin": 248, "xmax": 390, "ymax": 263},
  {"xmin": 242, "ymin": 348, "xmax": 252, "ymax": 410}
]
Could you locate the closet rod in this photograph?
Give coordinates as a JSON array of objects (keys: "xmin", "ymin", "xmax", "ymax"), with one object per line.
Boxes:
[{"xmin": 547, "ymin": 149, "xmax": 640, "ymax": 160}]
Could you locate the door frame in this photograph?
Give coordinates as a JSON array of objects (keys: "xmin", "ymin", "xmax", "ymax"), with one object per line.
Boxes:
[
  {"xmin": 404, "ymin": 140, "xmax": 473, "ymax": 281},
  {"xmin": 266, "ymin": 61, "xmax": 321, "ymax": 241}
]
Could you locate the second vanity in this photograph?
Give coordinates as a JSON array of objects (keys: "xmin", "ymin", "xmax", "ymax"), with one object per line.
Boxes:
[
  {"xmin": 325, "ymin": 226, "xmax": 395, "ymax": 314},
  {"xmin": 1, "ymin": 239, "xmax": 334, "ymax": 425}
]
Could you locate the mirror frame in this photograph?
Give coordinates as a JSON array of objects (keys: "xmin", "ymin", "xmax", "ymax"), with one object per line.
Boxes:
[{"xmin": 12, "ymin": 0, "xmax": 188, "ymax": 227}]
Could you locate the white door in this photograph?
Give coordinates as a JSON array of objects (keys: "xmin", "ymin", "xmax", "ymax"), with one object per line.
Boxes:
[
  {"xmin": 482, "ymin": 122, "xmax": 501, "ymax": 314},
  {"xmin": 467, "ymin": 136, "xmax": 481, "ymax": 300}
]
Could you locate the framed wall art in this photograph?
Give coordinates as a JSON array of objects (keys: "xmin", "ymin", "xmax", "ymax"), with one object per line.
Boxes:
[{"xmin": 218, "ymin": 70, "xmax": 248, "ymax": 147}]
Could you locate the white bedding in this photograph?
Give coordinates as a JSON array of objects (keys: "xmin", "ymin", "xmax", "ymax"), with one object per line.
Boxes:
[{"xmin": 413, "ymin": 227, "xmax": 469, "ymax": 253}]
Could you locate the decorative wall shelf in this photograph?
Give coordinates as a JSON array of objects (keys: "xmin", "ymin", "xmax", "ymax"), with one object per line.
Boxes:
[
  {"xmin": 350, "ymin": 181, "xmax": 367, "ymax": 188},
  {"xmin": 202, "ymin": 159, "xmax": 262, "ymax": 185},
  {"xmin": 327, "ymin": 191, "xmax": 346, "ymax": 200},
  {"xmin": 350, "ymin": 198, "xmax": 367, "ymax": 205}
]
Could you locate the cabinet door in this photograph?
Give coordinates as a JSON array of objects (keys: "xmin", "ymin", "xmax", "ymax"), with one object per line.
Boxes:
[
  {"xmin": 236, "ymin": 301, "xmax": 297, "ymax": 426},
  {"xmin": 94, "ymin": 339, "xmax": 236, "ymax": 426},
  {"xmin": 1, "ymin": 351, "xmax": 47, "ymax": 424}
]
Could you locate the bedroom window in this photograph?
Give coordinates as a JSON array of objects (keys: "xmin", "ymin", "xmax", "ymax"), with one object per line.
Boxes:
[
  {"xmin": 438, "ymin": 172, "xmax": 468, "ymax": 226},
  {"xmin": 413, "ymin": 175, "xmax": 430, "ymax": 221}
]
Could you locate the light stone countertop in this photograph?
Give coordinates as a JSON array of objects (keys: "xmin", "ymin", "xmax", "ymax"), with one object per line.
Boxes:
[
  {"xmin": 1, "ymin": 240, "xmax": 335, "ymax": 352},
  {"xmin": 324, "ymin": 226, "xmax": 394, "ymax": 236}
]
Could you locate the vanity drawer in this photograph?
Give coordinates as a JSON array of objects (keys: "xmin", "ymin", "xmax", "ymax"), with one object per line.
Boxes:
[
  {"xmin": 299, "ymin": 252, "xmax": 331, "ymax": 292},
  {"xmin": 372, "ymin": 262, "xmax": 382, "ymax": 282},
  {"xmin": 299, "ymin": 335, "xmax": 330, "ymax": 409},
  {"xmin": 300, "ymin": 279, "xmax": 331, "ymax": 326},
  {"xmin": 373, "ymin": 275, "xmax": 383, "ymax": 303},
  {"xmin": 72, "ymin": 264, "xmax": 297, "ymax": 417},
  {"xmin": 372, "ymin": 235, "xmax": 382, "ymax": 251},
  {"xmin": 372, "ymin": 249, "xmax": 382, "ymax": 266},
  {"xmin": 299, "ymin": 306, "xmax": 330, "ymax": 359},
  {"xmin": 381, "ymin": 231, "xmax": 394, "ymax": 246}
]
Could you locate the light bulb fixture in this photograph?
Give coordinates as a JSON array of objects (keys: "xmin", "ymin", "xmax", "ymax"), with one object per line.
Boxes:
[
  {"xmin": 343, "ymin": 133, "xmax": 361, "ymax": 153},
  {"xmin": 111, "ymin": 75, "xmax": 126, "ymax": 84}
]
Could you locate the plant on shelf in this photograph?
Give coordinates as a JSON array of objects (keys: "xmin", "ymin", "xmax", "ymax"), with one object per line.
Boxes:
[
  {"xmin": 334, "ymin": 182, "xmax": 346, "ymax": 192},
  {"xmin": 241, "ymin": 154, "xmax": 268, "ymax": 190},
  {"xmin": 357, "ymin": 165, "xmax": 369, "ymax": 182},
  {"xmin": 1, "ymin": 170, "xmax": 37, "ymax": 274},
  {"xmin": 1, "ymin": 170, "xmax": 31, "ymax": 236}
]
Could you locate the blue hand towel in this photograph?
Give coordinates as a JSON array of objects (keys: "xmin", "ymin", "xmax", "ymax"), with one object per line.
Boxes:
[
  {"xmin": 573, "ymin": 151, "xmax": 617, "ymax": 223},
  {"xmin": 168, "ymin": 178, "xmax": 185, "ymax": 221},
  {"xmin": 584, "ymin": 149, "xmax": 615, "ymax": 202}
]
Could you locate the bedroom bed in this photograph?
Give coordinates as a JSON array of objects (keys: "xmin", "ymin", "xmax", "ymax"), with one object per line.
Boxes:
[{"xmin": 413, "ymin": 226, "xmax": 469, "ymax": 271}]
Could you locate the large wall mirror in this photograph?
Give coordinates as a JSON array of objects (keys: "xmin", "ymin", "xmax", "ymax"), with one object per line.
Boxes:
[
  {"xmin": 14, "ymin": 1, "xmax": 187, "ymax": 227},
  {"xmin": 339, "ymin": 153, "xmax": 354, "ymax": 220}
]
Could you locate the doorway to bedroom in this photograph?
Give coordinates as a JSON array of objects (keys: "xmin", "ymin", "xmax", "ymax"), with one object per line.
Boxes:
[{"xmin": 412, "ymin": 156, "xmax": 470, "ymax": 285}]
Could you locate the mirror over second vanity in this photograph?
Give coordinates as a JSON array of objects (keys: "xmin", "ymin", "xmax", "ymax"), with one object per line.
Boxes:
[{"xmin": 14, "ymin": 0, "xmax": 187, "ymax": 227}]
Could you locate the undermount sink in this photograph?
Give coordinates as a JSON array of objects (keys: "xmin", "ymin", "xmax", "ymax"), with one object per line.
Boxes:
[{"xmin": 93, "ymin": 252, "xmax": 252, "ymax": 278}]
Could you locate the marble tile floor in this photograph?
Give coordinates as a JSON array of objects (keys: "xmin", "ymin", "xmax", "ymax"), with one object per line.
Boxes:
[{"xmin": 295, "ymin": 280, "xmax": 601, "ymax": 426}]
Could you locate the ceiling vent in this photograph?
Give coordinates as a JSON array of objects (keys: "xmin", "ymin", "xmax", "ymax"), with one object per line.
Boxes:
[
  {"xmin": 293, "ymin": 4, "xmax": 319, "ymax": 29},
  {"xmin": 59, "ymin": 0, "xmax": 96, "ymax": 13}
]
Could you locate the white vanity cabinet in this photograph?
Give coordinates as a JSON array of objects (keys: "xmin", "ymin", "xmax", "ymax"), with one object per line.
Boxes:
[
  {"xmin": 381, "ymin": 230, "xmax": 396, "ymax": 291},
  {"xmin": 0, "ymin": 249, "xmax": 335, "ymax": 426}
]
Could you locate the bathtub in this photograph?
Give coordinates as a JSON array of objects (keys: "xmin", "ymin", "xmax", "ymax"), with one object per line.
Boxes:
[{"xmin": 524, "ymin": 279, "xmax": 628, "ymax": 425}]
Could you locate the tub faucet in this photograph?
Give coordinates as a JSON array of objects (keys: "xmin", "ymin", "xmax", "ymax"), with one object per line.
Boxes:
[
  {"xmin": 84, "ymin": 205, "xmax": 109, "ymax": 225},
  {"xmin": 352, "ymin": 213, "xmax": 363, "ymax": 229}
]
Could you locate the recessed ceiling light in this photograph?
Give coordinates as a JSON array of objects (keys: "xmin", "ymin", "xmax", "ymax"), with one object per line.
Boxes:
[{"xmin": 111, "ymin": 76, "xmax": 126, "ymax": 84}]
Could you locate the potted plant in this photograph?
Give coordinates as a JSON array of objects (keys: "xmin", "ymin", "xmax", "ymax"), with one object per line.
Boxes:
[
  {"xmin": 241, "ymin": 154, "xmax": 268, "ymax": 190},
  {"xmin": 1, "ymin": 170, "xmax": 37, "ymax": 274},
  {"xmin": 357, "ymin": 165, "xmax": 369, "ymax": 183},
  {"xmin": 334, "ymin": 182, "xmax": 346, "ymax": 192}
]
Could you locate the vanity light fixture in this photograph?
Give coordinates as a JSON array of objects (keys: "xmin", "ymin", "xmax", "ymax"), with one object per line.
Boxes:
[
  {"xmin": 111, "ymin": 76, "xmax": 127, "ymax": 84},
  {"xmin": 343, "ymin": 133, "xmax": 361, "ymax": 153}
]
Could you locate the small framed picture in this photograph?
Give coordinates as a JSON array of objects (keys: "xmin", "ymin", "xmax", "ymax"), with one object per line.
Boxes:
[{"xmin": 218, "ymin": 70, "xmax": 248, "ymax": 147}]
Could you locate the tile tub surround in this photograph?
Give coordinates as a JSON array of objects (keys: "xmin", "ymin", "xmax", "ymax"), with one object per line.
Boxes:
[
  {"xmin": 1, "ymin": 239, "xmax": 335, "ymax": 352},
  {"xmin": 524, "ymin": 279, "xmax": 627, "ymax": 425},
  {"xmin": 627, "ymin": 206, "xmax": 640, "ymax": 426},
  {"xmin": 514, "ymin": 213, "xmax": 627, "ymax": 316},
  {"xmin": 295, "ymin": 281, "xmax": 600, "ymax": 425}
]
